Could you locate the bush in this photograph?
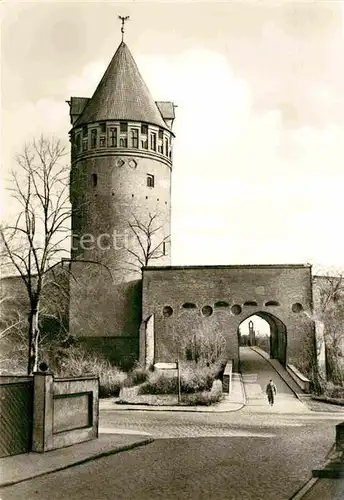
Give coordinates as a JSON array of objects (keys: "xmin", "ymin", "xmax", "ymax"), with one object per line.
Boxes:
[
  {"xmin": 139, "ymin": 373, "xmax": 177, "ymax": 395},
  {"xmin": 181, "ymin": 380, "xmax": 223, "ymax": 406},
  {"xmin": 126, "ymin": 364, "xmax": 151, "ymax": 387},
  {"xmin": 55, "ymin": 346, "xmax": 127, "ymax": 398},
  {"xmin": 139, "ymin": 361, "xmax": 222, "ymax": 395},
  {"xmin": 324, "ymin": 382, "xmax": 344, "ymax": 399},
  {"xmin": 180, "ymin": 363, "xmax": 214, "ymax": 393}
]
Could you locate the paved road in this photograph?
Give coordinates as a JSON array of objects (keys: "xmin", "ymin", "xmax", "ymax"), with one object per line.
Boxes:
[
  {"xmin": 240, "ymin": 347, "xmax": 309, "ymax": 414},
  {"xmin": 1, "ymin": 348, "xmax": 343, "ymax": 500},
  {"xmin": 1, "ymin": 416, "xmax": 342, "ymax": 500}
]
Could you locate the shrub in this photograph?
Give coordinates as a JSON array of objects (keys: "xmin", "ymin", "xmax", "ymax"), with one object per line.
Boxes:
[
  {"xmin": 139, "ymin": 361, "xmax": 222, "ymax": 395},
  {"xmin": 324, "ymin": 382, "xmax": 344, "ymax": 399},
  {"xmin": 180, "ymin": 327, "xmax": 227, "ymax": 365},
  {"xmin": 181, "ymin": 381, "xmax": 223, "ymax": 406},
  {"xmin": 139, "ymin": 373, "xmax": 177, "ymax": 395},
  {"xmin": 55, "ymin": 346, "xmax": 127, "ymax": 398},
  {"xmin": 180, "ymin": 363, "xmax": 213, "ymax": 393},
  {"xmin": 126, "ymin": 364, "xmax": 151, "ymax": 386}
]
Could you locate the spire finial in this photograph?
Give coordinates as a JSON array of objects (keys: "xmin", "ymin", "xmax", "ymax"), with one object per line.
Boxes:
[{"xmin": 118, "ymin": 15, "xmax": 130, "ymax": 42}]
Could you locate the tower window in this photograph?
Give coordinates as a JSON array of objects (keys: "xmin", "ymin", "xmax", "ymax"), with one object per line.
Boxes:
[
  {"xmin": 83, "ymin": 125, "xmax": 88, "ymax": 137},
  {"xmin": 109, "ymin": 128, "xmax": 117, "ymax": 147},
  {"xmin": 158, "ymin": 144, "xmax": 163, "ymax": 153},
  {"xmin": 75, "ymin": 134, "xmax": 81, "ymax": 152},
  {"xmin": 120, "ymin": 138, "xmax": 128, "ymax": 148},
  {"xmin": 100, "ymin": 136, "xmax": 106, "ymax": 147},
  {"xmin": 141, "ymin": 139, "xmax": 148, "ymax": 149},
  {"xmin": 158, "ymin": 129, "xmax": 163, "ymax": 139},
  {"xmin": 100, "ymin": 122, "xmax": 106, "ymax": 133},
  {"xmin": 147, "ymin": 174, "xmax": 154, "ymax": 188},
  {"xmin": 82, "ymin": 140, "xmax": 88, "ymax": 151},
  {"xmin": 150, "ymin": 133, "xmax": 157, "ymax": 151},
  {"xmin": 182, "ymin": 302, "xmax": 197, "ymax": 309},
  {"xmin": 130, "ymin": 128, "xmax": 139, "ymax": 148},
  {"xmin": 120, "ymin": 122, "xmax": 128, "ymax": 133},
  {"xmin": 165, "ymin": 138, "xmax": 169, "ymax": 156},
  {"xmin": 92, "ymin": 173, "xmax": 98, "ymax": 187},
  {"xmin": 141, "ymin": 124, "xmax": 148, "ymax": 135},
  {"xmin": 91, "ymin": 129, "xmax": 97, "ymax": 148}
]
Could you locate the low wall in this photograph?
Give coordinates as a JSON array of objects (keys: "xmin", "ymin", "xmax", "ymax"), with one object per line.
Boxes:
[
  {"xmin": 33, "ymin": 373, "xmax": 99, "ymax": 453},
  {"xmin": 223, "ymin": 360, "xmax": 233, "ymax": 394},
  {"xmin": 287, "ymin": 364, "xmax": 310, "ymax": 393}
]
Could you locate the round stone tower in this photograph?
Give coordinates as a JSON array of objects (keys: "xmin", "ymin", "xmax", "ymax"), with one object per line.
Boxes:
[{"xmin": 67, "ymin": 40, "xmax": 176, "ymax": 367}]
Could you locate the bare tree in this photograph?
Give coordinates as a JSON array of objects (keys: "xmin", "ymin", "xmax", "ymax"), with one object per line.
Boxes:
[
  {"xmin": 0, "ymin": 136, "xmax": 71, "ymax": 374},
  {"xmin": 313, "ymin": 274, "xmax": 344, "ymax": 385},
  {"xmin": 123, "ymin": 212, "xmax": 170, "ymax": 273}
]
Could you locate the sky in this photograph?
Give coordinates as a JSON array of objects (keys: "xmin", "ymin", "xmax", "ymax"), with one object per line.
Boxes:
[{"xmin": 1, "ymin": 0, "xmax": 344, "ymax": 274}]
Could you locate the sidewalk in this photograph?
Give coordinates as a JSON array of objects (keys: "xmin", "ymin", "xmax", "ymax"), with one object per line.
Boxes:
[
  {"xmin": 240, "ymin": 347, "xmax": 311, "ymax": 414},
  {"xmin": 0, "ymin": 375, "xmax": 246, "ymax": 488},
  {"xmin": 250, "ymin": 346, "xmax": 307, "ymax": 398},
  {"xmin": 0, "ymin": 431, "xmax": 153, "ymax": 489},
  {"xmin": 99, "ymin": 372, "xmax": 246, "ymax": 412}
]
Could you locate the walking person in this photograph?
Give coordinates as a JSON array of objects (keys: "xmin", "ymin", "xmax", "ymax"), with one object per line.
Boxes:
[{"xmin": 266, "ymin": 379, "xmax": 277, "ymax": 406}]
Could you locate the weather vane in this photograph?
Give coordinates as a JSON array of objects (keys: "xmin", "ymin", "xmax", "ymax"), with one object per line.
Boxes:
[{"xmin": 118, "ymin": 15, "xmax": 130, "ymax": 42}]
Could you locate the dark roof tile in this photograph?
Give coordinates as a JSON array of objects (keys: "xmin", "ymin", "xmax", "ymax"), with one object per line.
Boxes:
[{"xmin": 74, "ymin": 42, "xmax": 168, "ymax": 129}]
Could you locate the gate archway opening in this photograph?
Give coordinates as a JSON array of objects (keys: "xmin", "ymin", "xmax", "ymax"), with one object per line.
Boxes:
[{"xmin": 238, "ymin": 312, "xmax": 287, "ymax": 366}]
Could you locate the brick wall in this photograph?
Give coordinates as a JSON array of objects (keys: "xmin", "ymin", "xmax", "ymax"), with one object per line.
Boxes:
[{"xmin": 141, "ymin": 265, "xmax": 315, "ymax": 370}]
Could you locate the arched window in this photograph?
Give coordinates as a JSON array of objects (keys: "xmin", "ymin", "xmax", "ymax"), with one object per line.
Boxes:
[
  {"xmin": 265, "ymin": 300, "xmax": 280, "ymax": 307},
  {"xmin": 91, "ymin": 174, "xmax": 97, "ymax": 187},
  {"xmin": 120, "ymin": 137, "xmax": 127, "ymax": 148},
  {"xmin": 147, "ymin": 174, "xmax": 154, "ymax": 188},
  {"xmin": 214, "ymin": 301, "xmax": 229, "ymax": 308},
  {"xmin": 182, "ymin": 302, "xmax": 197, "ymax": 309}
]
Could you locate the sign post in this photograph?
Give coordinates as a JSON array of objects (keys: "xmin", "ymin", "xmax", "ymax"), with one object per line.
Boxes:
[{"xmin": 177, "ymin": 359, "xmax": 181, "ymax": 404}]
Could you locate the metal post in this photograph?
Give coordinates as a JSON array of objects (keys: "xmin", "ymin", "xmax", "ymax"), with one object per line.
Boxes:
[{"xmin": 177, "ymin": 359, "xmax": 181, "ymax": 404}]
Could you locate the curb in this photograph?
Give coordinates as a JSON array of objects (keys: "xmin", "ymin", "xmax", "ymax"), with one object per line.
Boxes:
[
  {"xmin": 100, "ymin": 375, "xmax": 247, "ymax": 413},
  {"xmin": 101, "ymin": 402, "xmax": 244, "ymax": 413},
  {"xmin": 312, "ymin": 396, "xmax": 344, "ymax": 407},
  {"xmin": 289, "ymin": 477, "xmax": 318, "ymax": 499},
  {"xmin": 0, "ymin": 437, "xmax": 154, "ymax": 489},
  {"xmin": 237, "ymin": 372, "xmax": 247, "ymax": 409}
]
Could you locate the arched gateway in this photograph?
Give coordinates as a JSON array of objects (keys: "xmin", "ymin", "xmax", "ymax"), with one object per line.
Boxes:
[
  {"xmin": 238, "ymin": 312, "xmax": 287, "ymax": 366},
  {"xmin": 140, "ymin": 264, "xmax": 315, "ymax": 372}
]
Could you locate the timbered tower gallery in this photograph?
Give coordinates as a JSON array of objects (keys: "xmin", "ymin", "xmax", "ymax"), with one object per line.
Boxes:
[{"xmin": 67, "ymin": 38, "xmax": 176, "ymax": 367}]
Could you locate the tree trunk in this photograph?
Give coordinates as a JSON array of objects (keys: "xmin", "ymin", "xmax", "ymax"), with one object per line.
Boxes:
[{"xmin": 27, "ymin": 308, "xmax": 40, "ymax": 374}]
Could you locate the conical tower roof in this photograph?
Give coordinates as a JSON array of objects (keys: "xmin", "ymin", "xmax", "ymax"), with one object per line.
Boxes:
[{"xmin": 74, "ymin": 42, "xmax": 167, "ymax": 129}]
